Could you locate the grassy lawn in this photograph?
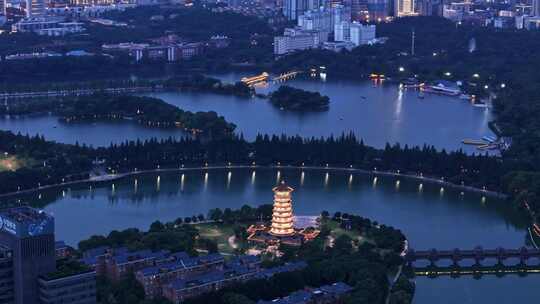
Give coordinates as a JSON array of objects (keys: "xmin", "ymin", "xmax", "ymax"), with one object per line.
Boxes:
[
  {"xmin": 324, "ymin": 219, "xmax": 374, "ymax": 246},
  {"xmin": 0, "ymin": 155, "xmax": 31, "ymax": 172},
  {"xmin": 195, "ymin": 223, "xmax": 237, "ymax": 254}
]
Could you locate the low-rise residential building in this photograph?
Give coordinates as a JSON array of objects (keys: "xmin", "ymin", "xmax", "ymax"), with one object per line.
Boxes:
[
  {"xmin": 12, "ymin": 17, "xmax": 85, "ymax": 36},
  {"xmin": 209, "ymin": 35, "xmax": 231, "ymax": 49},
  {"xmin": 102, "ymin": 41, "xmax": 205, "ymax": 62},
  {"xmin": 322, "ymin": 41, "xmax": 355, "ymax": 52},
  {"xmin": 5, "ymin": 52, "xmax": 63, "ymax": 60},
  {"xmin": 257, "ymin": 282, "xmax": 353, "ymax": 304},
  {"xmin": 80, "ymin": 247, "xmax": 170, "ymax": 281},
  {"xmin": 38, "ymin": 270, "xmax": 97, "ymax": 304},
  {"xmin": 135, "ymin": 252, "xmax": 225, "ymax": 299},
  {"xmin": 163, "ymin": 261, "xmax": 307, "ymax": 304},
  {"xmin": 105, "ymin": 249, "xmax": 170, "ymax": 281},
  {"xmin": 55, "ymin": 241, "xmax": 70, "ymax": 259},
  {"xmin": 163, "ymin": 265, "xmax": 256, "ymax": 304},
  {"xmin": 274, "ymin": 28, "xmax": 322, "ymax": 56}
]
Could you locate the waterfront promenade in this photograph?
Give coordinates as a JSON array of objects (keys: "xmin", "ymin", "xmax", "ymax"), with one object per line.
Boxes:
[{"xmin": 0, "ymin": 164, "xmax": 507, "ymax": 199}]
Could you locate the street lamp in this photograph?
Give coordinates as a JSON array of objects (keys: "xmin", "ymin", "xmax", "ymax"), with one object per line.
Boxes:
[
  {"xmin": 500, "ymin": 83, "xmax": 506, "ymax": 89},
  {"xmin": 473, "ymin": 73, "xmax": 480, "ymax": 78},
  {"xmin": 398, "ymin": 67, "xmax": 405, "ymax": 72},
  {"xmin": 444, "ymin": 72, "xmax": 451, "ymax": 77}
]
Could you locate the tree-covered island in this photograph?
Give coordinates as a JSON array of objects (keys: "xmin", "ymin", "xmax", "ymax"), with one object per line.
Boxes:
[
  {"xmin": 1, "ymin": 94, "xmax": 236, "ymax": 138},
  {"xmin": 269, "ymin": 86, "xmax": 330, "ymax": 111}
]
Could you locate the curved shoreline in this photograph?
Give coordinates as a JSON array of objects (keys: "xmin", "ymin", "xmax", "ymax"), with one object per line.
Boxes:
[{"xmin": 0, "ymin": 165, "xmax": 507, "ymax": 200}]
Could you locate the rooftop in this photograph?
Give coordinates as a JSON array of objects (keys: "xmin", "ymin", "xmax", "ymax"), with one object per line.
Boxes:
[
  {"xmin": 138, "ymin": 252, "xmax": 225, "ymax": 278},
  {"xmin": 41, "ymin": 259, "xmax": 93, "ymax": 281},
  {"xmin": 257, "ymin": 282, "xmax": 352, "ymax": 304},
  {"xmin": 0, "ymin": 206, "xmax": 52, "ymax": 224}
]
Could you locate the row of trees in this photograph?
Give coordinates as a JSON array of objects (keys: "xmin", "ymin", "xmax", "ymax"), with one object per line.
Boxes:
[{"xmin": 0, "ymin": 130, "xmax": 508, "ymax": 195}]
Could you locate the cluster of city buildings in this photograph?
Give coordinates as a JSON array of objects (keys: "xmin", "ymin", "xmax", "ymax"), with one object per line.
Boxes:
[
  {"xmin": 274, "ymin": 4, "xmax": 379, "ymax": 56},
  {"xmin": 0, "ymin": 0, "xmax": 172, "ymax": 35},
  {"xmin": 101, "ymin": 34, "xmax": 231, "ymax": 62},
  {"xmin": 80, "ymin": 244, "xmax": 307, "ymax": 303},
  {"xmin": 0, "ymin": 206, "xmax": 96, "ymax": 304},
  {"xmin": 442, "ymin": 0, "xmax": 540, "ymax": 30}
]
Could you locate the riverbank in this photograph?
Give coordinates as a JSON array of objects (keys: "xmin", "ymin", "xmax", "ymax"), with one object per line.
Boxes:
[{"xmin": 0, "ymin": 164, "xmax": 507, "ymax": 200}]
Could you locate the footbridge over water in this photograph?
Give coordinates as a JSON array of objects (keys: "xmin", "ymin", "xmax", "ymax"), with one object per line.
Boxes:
[
  {"xmin": 407, "ymin": 247, "xmax": 540, "ymax": 277},
  {"xmin": 406, "ymin": 247, "xmax": 540, "ymax": 265}
]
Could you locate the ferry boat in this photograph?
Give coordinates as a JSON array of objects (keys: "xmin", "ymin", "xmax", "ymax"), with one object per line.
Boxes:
[
  {"xmin": 482, "ymin": 136, "xmax": 497, "ymax": 143},
  {"xmin": 472, "ymin": 101, "xmax": 489, "ymax": 108},
  {"xmin": 423, "ymin": 80, "xmax": 461, "ymax": 96}
]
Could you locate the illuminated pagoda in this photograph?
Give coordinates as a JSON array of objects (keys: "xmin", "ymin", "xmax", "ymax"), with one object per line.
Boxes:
[
  {"xmin": 247, "ymin": 181, "xmax": 320, "ymax": 247},
  {"xmin": 270, "ymin": 181, "xmax": 295, "ymax": 236}
]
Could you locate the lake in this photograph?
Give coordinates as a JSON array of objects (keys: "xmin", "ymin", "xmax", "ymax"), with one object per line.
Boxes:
[
  {"xmin": 0, "ymin": 73, "xmax": 494, "ymax": 153},
  {"xmin": 0, "ymin": 75, "xmax": 526, "ymax": 303},
  {"xmin": 4, "ymin": 168, "xmax": 537, "ymax": 304}
]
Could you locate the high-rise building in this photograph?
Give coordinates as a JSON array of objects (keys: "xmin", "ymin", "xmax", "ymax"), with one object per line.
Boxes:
[
  {"xmin": 534, "ymin": 0, "xmax": 540, "ymax": 16},
  {"xmin": 417, "ymin": 0, "xmax": 443, "ymax": 16},
  {"xmin": 270, "ymin": 182, "xmax": 295, "ymax": 236},
  {"xmin": 0, "ymin": 246, "xmax": 14, "ymax": 303},
  {"xmin": 350, "ymin": 0, "xmax": 368, "ymax": 21},
  {"xmin": 284, "ymin": 0, "xmax": 309, "ymax": 20},
  {"xmin": 394, "ymin": 0, "xmax": 416, "ymax": 16},
  {"xmin": 0, "ymin": 206, "xmax": 56, "ymax": 304},
  {"xmin": 0, "ymin": 207, "xmax": 97, "ymax": 304},
  {"xmin": 334, "ymin": 20, "xmax": 351, "ymax": 41},
  {"xmin": 26, "ymin": 0, "xmax": 46, "ymax": 17},
  {"xmin": 367, "ymin": 0, "xmax": 391, "ymax": 20},
  {"xmin": 350, "ymin": 22, "xmax": 376, "ymax": 45},
  {"xmin": 1, "ymin": 0, "xmax": 5, "ymax": 17},
  {"xmin": 331, "ymin": 4, "xmax": 351, "ymax": 25},
  {"xmin": 298, "ymin": 8, "xmax": 333, "ymax": 31},
  {"xmin": 307, "ymin": 0, "xmax": 321, "ymax": 10}
]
